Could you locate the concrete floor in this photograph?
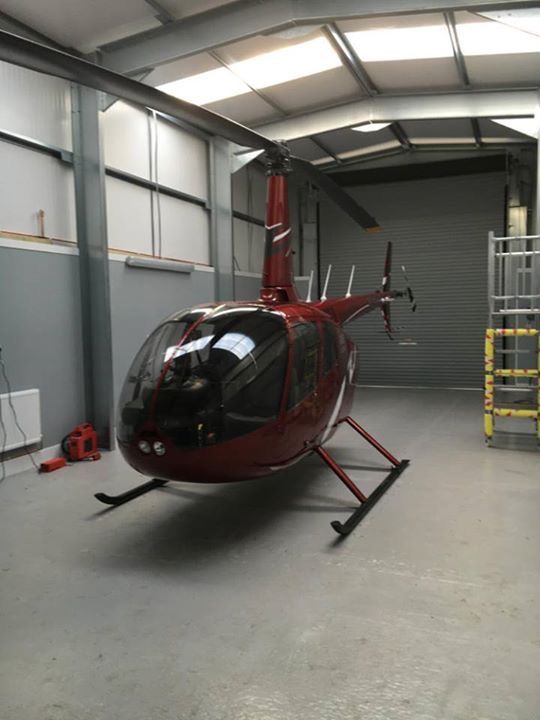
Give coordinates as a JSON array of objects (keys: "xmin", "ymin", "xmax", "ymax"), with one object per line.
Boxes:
[{"xmin": 1, "ymin": 389, "xmax": 539, "ymax": 720}]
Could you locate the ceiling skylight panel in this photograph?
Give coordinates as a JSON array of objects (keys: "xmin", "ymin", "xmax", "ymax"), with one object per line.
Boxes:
[
  {"xmin": 491, "ymin": 118, "xmax": 537, "ymax": 139},
  {"xmin": 159, "ymin": 67, "xmax": 251, "ymax": 105},
  {"xmin": 457, "ymin": 21, "xmax": 540, "ymax": 55},
  {"xmin": 346, "ymin": 25, "xmax": 453, "ymax": 61},
  {"xmin": 229, "ymin": 37, "xmax": 341, "ymax": 89},
  {"xmin": 477, "ymin": 10, "xmax": 540, "ymax": 38}
]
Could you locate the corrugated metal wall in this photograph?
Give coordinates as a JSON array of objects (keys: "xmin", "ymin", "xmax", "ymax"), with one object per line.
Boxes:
[{"xmin": 320, "ymin": 172, "xmax": 505, "ymax": 388}]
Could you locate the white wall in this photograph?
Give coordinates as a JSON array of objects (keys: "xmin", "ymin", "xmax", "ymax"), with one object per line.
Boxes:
[
  {"xmin": 0, "ymin": 62, "xmax": 76, "ymax": 239},
  {"xmin": 101, "ymin": 101, "xmax": 210, "ymax": 263},
  {"xmin": 232, "ymin": 217, "xmax": 265, "ymax": 274},
  {"xmin": 102, "ymin": 102, "xmax": 150, "ymax": 179},
  {"xmin": 232, "ymin": 163, "xmax": 304, "ymax": 275},
  {"xmin": 0, "ymin": 142, "xmax": 76, "ymax": 239},
  {"xmin": 0, "ymin": 66, "xmax": 218, "ymax": 449},
  {"xmin": 0, "ymin": 61, "xmax": 72, "ymax": 148},
  {"xmin": 232, "ymin": 163, "xmax": 267, "ymax": 273}
]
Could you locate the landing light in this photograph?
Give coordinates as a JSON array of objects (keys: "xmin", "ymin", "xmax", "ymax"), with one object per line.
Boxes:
[
  {"xmin": 138, "ymin": 440, "xmax": 151, "ymax": 454},
  {"xmin": 153, "ymin": 441, "xmax": 166, "ymax": 456}
]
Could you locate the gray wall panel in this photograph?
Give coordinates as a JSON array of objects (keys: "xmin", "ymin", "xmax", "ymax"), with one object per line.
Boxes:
[
  {"xmin": 0, "ymin": 246, "xmax": 218, "ymax": 446},
  {"xmin": 234, "ymin": 273, "xmax": 262, "ymax": 301},
  {"xmin": 0, "ymin": 246, "xmax": 85, "ymax": 447},
  {"xmin": 320, "ymin": 172, "xmax": 505, "ymax": 388}
]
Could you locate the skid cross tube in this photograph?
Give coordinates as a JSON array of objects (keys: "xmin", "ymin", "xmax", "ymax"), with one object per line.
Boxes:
[
  {"xmin": 95, "ymin": 478, "xmax": 168, "ymax": 506},
  {"xmin": 316, "ymin": 416, "xmax": 409, "ymax": 536},
  {"xmin": 344, "ymin": 416, "xmax": 400, "ymax": 466}
]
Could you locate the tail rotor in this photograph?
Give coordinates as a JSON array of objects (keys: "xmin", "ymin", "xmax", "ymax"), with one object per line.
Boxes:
[
  {"xmin": 381, "ymin": 241, "xmax": 393, "ymax": 338},
  {"xmin": 380, "ymin": 244, "xmax": 417, "ymax": 340},
  {"xmin": 401, "ymin": 265, "xmax": 417, "ymax": 313}
]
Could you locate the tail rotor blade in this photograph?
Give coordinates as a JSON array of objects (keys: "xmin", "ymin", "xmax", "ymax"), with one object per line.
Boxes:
[
  {"xmin": 401, "ymin": 265, "xmax": 417, "ymax": 312},
  {"xmin": 381, "ymin": 301, "xmax": 393, "ymax": 340},
  {"xmin": 382, "ymin": 241, "xmax": 392, "ymax": 292}
]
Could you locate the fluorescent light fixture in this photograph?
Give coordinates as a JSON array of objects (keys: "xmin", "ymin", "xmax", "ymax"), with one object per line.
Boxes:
[
  {"xmin": 346, "ymin": 25, "xmax": 453, "ymax": 62},
  {"xmin": 159, "ymin": 66, "xmax": 251, "ymax": 105},
  {"xmin": 457, "ymin": 21, "xmax": 540, "ymax": 56},
  {"xmin": 230, "ymin": 37, "xmax": 340, "ymax": 90},
  {"xmin": 125, "ymin": 256, "xmax": 194, "ymax": 273},
  {"xmin": 351, "ymin": 122, "xmax": 392, "ymax": 133},
  {"xmin": 491, "ymin": 117, "xmax": 538, "ymax": 139}
]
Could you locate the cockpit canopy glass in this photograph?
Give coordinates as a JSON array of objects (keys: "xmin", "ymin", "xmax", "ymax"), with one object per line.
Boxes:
[{"xmin": 117, "ymin": 307, "xmax": 288, "ymax": 447}]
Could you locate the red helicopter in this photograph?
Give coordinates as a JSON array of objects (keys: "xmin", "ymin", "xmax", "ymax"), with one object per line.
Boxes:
[
  {"xmin": 97, "ymin": 144, "xmax": 415, "ymax": 536},
  {"xmin": 0, "ymin": 29, "xmax": 415, "ymax": 535}
]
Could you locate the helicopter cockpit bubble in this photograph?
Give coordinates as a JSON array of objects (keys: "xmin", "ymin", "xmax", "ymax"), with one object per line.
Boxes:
[{"xmin": 117, "ymin": 307, "xmax": 288, "ymax": 448}]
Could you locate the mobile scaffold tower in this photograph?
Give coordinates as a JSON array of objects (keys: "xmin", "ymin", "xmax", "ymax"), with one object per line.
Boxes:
[{"xmin": 485, "ymin": 232, "xmax": 540, "ymax": 448}]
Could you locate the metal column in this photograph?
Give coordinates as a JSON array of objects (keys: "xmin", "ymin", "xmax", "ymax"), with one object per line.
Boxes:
[
  {"xmin": 209, "ymin": 137, "xmax": 235, "ymax": 301},
  {"xmin": 536, "ymin": 92, "xmax": 540, "ymax": 235},
  {"xmin": 71, "ymin": 85, "xmax": 115, "ymax": 449}
]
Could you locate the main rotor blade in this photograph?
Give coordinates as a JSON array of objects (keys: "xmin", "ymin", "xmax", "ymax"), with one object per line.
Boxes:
[
  {"xmin": 291, "ymin": 156, "xmax": 380, "ymax": 231},
  {"xmin": 0, "ymin": 29, "xmax": 274, "ymax": 151}
]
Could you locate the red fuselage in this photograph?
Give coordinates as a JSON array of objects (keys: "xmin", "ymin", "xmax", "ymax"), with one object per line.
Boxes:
[
  {"xmin": 118, "ymin": 301, "xmax": 356, "ymax": 483},
  {"xmin": 117, "ymin": 161, "xmax": 397, "ymax": 485}
]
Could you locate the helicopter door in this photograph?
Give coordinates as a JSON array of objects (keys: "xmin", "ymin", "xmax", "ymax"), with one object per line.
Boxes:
[{"xmin": 285, "ymin": 322, "xmax": 325, "ymax": 439}]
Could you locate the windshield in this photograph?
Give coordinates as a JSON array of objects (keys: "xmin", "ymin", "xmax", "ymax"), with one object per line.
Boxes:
[
  {"xmin": 118, "ymin": 307, "xmax": 288, "ymax": 447},
  {"xmin": 117, "ymin": 308, "xmax": 206, "ymax": 443}
]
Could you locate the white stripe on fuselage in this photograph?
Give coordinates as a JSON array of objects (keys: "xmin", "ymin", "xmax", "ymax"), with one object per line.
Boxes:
[
  {"xmin": 320, "ymin": 352, "xmax": 354, "ymax": 444},
  {"xmin": 272, "ymin": 228, "xmax": 291, "ymax": 243}
]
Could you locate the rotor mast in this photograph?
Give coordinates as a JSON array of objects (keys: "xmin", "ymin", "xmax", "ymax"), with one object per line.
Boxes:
[{"xmin": 260, "ymin": 143, "xmax": 299, "ymax": 304}]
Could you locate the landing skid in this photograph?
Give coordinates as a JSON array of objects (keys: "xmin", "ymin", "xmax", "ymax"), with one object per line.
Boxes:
[
  {"xmin": 95, "ymin": 478, "xmax": 168, "ymax": 506},
  {"xmin": 315, "ymin": 416, "xmax": 409, "ymax": 537}
]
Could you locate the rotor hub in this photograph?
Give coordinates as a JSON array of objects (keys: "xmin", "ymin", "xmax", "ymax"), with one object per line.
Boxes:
[{"xmin": 265, "ymin": 142, "xmax": 291, "ymax": 176}]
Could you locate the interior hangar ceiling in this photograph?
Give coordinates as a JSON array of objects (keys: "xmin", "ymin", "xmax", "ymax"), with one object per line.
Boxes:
[{"xmin": 0, "ymin": 0, "xmax": 538, "ymax": 167}]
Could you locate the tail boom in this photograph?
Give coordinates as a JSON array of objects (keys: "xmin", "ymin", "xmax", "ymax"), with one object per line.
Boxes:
[{"xmin": 316, "ymin": 290, "xmax": 401, "ymax": 326}]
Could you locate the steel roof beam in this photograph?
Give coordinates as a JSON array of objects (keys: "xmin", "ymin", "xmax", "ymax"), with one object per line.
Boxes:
[
  {"xmin": 256, "ymin": 89, "xmax": 538, "ymax": 141},
  {"xmin": 323, "ymin": 23, "xmax": 413, "ymax": 151},
  {"xmin": 209, "ymin": 48, "xmax": 342, "ymax": 162},
  {"xmin": 0, "ymin": 28, "xmax": 272, "ymax": 150},
  {"xmin": 444, "ymin": 11, "xmax": 483, "ymax": 146},
  {"xmin": 99, "ymin": 0, "xmax": 540, "ymax": 73},
  {"xmin": 323, "ymin": 23, "xmax": 378, "ymax": 97},
  {"xmin": 444, "ymin": 11, "xmax": 471, "ymax": 86}
]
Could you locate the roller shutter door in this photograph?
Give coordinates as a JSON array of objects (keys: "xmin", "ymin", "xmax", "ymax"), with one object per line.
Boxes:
[{"xmin": 319, "ymin": 172, "xmax": 505, "ymax": 388}]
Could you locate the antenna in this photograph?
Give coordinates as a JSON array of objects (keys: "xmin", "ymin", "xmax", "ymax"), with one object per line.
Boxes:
[
  {"xmin": 306, "ymin": 270, "xmax": 314, "ymax": 302},
  {"xmin": 345, "ymin": 265, "xmax": 356, "ymax": 297},
  {"xmin": 321, "ymin": 264, "xmax": 332, "ymax": 301}
]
